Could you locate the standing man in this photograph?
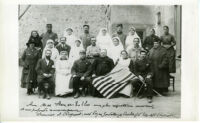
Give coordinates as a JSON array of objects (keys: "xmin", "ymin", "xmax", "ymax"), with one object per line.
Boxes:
[
  {"xmin": 142, "ymin": 29, "xmax": 160, "ymax": 52},
  {"xmin": 80, "ymin": 24, "xmax": 93, "ymax": 50},
  {"xmin": 86, "ymin": 37, "xmax": 101, "ymax": 58},
  {"xmin": 160, "ymin": 26, "xmax": 176, "ymax": 73},
  {"xmin": 71, "ymin": 50, "xmax": 92, "ymax": 98},
  {"xmin": 56, "ymin": 37, "xmax": 71, "ymax": 56},
  {"xmin": 112, "ymin": 24, "xmax": 127, "ymax": 49},
  {"xmin": 41, "ymin": 24, "xmax": 58, "ymax": 48},
  {"xmin": 126, "ymin": 38, "xmax": 142, "ymax": 61},
  {"xmin": 36, "ymin": 49, "xmax": 55, "ymax": 99},
  {"xmin": 148, "ymin": 40, "xmax": 169, "ymax": 95}
]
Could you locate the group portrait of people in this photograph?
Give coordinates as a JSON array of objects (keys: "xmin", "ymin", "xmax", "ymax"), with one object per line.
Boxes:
[{"xmin": 20, "ymin": 23, "xmax": 176, "ymax": 103}]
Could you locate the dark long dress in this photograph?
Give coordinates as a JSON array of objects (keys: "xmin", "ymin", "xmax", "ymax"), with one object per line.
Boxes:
[
  {"xmin": 148, "ymin": 46, "xmax": 169, "ymax": 91},
  {"xmin": 21, "ymin": 48, "xmax": 40, "ymax": 89}
]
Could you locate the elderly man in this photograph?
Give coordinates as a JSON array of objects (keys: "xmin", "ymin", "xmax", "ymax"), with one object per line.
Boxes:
[
  {"xmin": 80, "ymin": 24, "xmax": 93, "ymax": 50},
  {"xmin": 36, "ymin": 49, "xmax": 55, "ymax": 99},
  {"xmin": 160, "ymin": 26, "xmax": 176, "ymax": 73},
  {"xmin": 71, "ymin": 50, "xmax": 92, "ymax": 98},
  {"xmin": 148, "ymin": 40, "xmax": 169, "ymax": 95},
  {"xmin": 86, "ymin": 37, "xmax": 101, "ymax": 58},
  {"xmin": 112, "ymin": 24, "xmax": 127, "ymax": 49},
  {"xmin": 142, "ymin": 29, "xmax": 160, "ymax": 51},
  {"xmin": 56, "ymin": 37, "xmax": 71, "ymax": 55},
  {"xmin": 41, "ymin": 24, "xmax": 58, "ymax": 47}
]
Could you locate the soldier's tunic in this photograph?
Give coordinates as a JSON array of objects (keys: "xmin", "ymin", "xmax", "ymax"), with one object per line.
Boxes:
[
  {"xmin": 21, "ymin": 48, "xmax": 40, "ymax": 88},
  {"xmin": 41, "ymin": 31, "xmax": 58, "ymax": 48},
  {"xmin": 80, "ymin": 33, "xmax": 93, "ymax": 50}
]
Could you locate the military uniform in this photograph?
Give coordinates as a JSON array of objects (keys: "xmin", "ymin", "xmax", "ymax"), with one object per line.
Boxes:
[
  {"xmin": 71, "ymin": 58, "xmax": 92, "ymax": 95},
  {"xmin": 21, "ymin": 47, "xmax": 40, "ymax": 94},
  {"xmin": 41, "ymin": 32, "xmax": 58, "ymax": 48},
  {"xmin": 80, "ymin": 33, "xmax": 93, "ymax": 50},
  {"xmin": 56, "ymin": 43, "xmax": 71, "ymax": 55}
]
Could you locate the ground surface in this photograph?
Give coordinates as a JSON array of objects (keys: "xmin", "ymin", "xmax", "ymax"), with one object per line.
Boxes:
[{"xmin": 19, "ymin": 60, "xmax": 181, "ymax": 119}]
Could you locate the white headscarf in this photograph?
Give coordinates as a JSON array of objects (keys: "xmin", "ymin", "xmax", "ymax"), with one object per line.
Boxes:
[
  {"xmin": 63, "ymin": 28, "xmax": 77, "ymax": 48},
  {"xmin": 125, "ymin": 26, "xmax": 142, "ymax": 49},
  {"xmin": 96, "ymin": 28, "xmax": 112, "ymax": 50},
  {"xmin": 42, "ymin": 39, "xmax": 59, "ymax": 63},
  {"xmin": 108, "ymin": 37, "xmax": 124, "ymax": 63},
  {"xmin": 68, "ymin": 38, "xmax": 84, "ymax": 64}
]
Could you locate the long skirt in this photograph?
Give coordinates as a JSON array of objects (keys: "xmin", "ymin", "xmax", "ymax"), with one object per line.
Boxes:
[{"xmin": 55, "ymin": 73, "xmax": 73, "ymax": 96}]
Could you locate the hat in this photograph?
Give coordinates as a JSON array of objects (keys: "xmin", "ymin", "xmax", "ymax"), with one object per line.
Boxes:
[
  {"xmin": 46, "ymin": 24, "xmax": 52, "ymax": 27},
  {"xmin": 79, "ymin": 49, "xmax": 86, "ymax": 54},
  {"xmin": 60, "ymin": 37, "xmax": 66, "ymax": 41},
  {"xmin": 116, "ymin": 24, "xmax": 123, "ymax": 27},
  {"xmin": 75, "ymin": 39, "xmax": 81, "ymax": 43},
  {"xmin": 26, "ymin": 40, "xmax": 36, "ymax": 47},
  {"xmin": 66, "ymin": 28, "xmax": 73, "ymax": 32},
  {"xmin": 140, "ymin": 50, "xmax": 147, "ymax": 54},
  {"xmin": 83, "ymin": 24, "xmax": 89, "ymax": 28},
  {"xmin": 91, "ymin": 37, "xmax": 96, "ymax": 41}
]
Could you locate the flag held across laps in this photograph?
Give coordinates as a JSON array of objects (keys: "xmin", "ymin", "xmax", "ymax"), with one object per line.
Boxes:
[{"xmin": 92, "ymin": 68, "xmax": 137, "ymax": 99}]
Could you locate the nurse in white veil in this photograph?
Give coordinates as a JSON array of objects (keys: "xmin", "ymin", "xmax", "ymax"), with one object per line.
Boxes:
[
  {"xmin": 63, "ymin": 27, "xmax": 77, "ymax": 48},
  {"xmin": 96, "ymin": 28, "xmax": 112, "ymax": 50},
  {"xmin": 108, "ymin": 37, "xmax": 124, "ymax": 64},
  {"xmin": 125, "ymin": 26, "xmax": 142, "ymax": 49}
]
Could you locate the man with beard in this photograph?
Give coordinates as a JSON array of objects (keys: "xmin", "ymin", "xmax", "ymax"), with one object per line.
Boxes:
[
  {"xmin": 142, "ymin": 29, "xmax": 160, "ymax": 51},
  {"xmin": 36, "ymin": 49, "xmax": 55, "ymax": 99},
  {"xmin": 41, "ymin": 24, "xmax": 58, "ymax": 48},
  {"xmin": 112, "ymin": 24, "xmax": 127, "ymax": 49},
  {"xmin": 148, "ymin": 40, "xmax": 169, "ymax": 95},
  {"xmin": 80, "ymin": 24, "xmax": 93, "ymax": 50},
  {"xmin": 130, "ymin": 50, "xmax": 153, "ymax": 103},
  {"xmin": 160, "ymin": 26, "xmax": 176, "ymax": 73}
]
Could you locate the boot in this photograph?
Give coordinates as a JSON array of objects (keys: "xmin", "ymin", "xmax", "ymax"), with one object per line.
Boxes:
[{"xmin": 74, "ymin": 92, "xmax": 80, "ymax": 99}]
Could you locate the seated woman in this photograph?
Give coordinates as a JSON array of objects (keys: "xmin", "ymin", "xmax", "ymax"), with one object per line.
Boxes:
[
  {"xmin": 55, "ymin": 51, "xmax": 73, "ymax": 96},
  {"xmin": 92, "ymin": 50, "xmax": 137, "ymax": 99}
]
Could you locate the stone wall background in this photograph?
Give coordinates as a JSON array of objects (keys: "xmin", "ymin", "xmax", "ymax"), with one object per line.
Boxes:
[
  {"xmin": 19, "ymin": 5, "xmax": 108, "ymax": 57},
  {"xmin": 19, "ymin": 5, "xmax": 181, "ymax": 57}
]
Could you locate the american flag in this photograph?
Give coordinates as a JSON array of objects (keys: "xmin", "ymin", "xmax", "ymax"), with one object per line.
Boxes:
[{"xmin": 92, "ymin": 68, "xmax": 137, "ymax": 99}]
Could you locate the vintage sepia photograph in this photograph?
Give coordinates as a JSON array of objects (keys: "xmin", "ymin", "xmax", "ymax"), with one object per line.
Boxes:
[{"xmin": 18, "ymin": 5, "xmax": 182, "ymax": 118}]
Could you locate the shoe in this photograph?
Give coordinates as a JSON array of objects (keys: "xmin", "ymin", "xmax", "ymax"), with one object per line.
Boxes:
[
  {"xmin": 147, "ymin": 97, "xmax": 153, "ymax": 103},
  {"xmin": 82, "ymin": 91, "xmax": 86, "ymax": 97},
  {"xmin": 46, "ymin": 94, "xmax": 51, "ymax": 100},
  {"xmin": 43, "ymin": 94, "xmax": 47, "ymax": 99},
  {"xmin": 74, "ymin": 92, "xmax": 80, "ymax": 99}
]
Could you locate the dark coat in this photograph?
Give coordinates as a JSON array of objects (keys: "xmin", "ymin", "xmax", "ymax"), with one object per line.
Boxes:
[
  {"xmin": 142, "ymin": 34, "xmax": 160, "ymax": 51},
  {"xmin": 71, "ymin": 58, "xmax": 92, "ymax": 77},
  {"xmin": 91, "ymin": 56, "xmax": 114, "ymax": 76},
  {"xmin": 35, "ymin": 58, "xmax": 55, "ymax": 83},
  {"xmin": 148, "ymin": 46, "xmax": 169, "ymax": 88},
  {"xmin": 130, "ymin": 57, "xmax": 153, "ymax": 78},
  {"xmin": 21, "ymin": 48, "xmax": 40, "ymax": 88},
  {"xmin": 56, "ymin": 43, "xmax": 71, "ymax": 55}
]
